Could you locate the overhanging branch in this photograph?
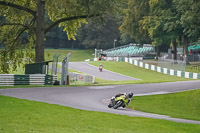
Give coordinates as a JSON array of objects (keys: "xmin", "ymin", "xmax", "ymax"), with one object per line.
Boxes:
[
  {"xmin": 3, "ymin": 27, "xmax": 28, "ymax": 57},
  {"xmin": 0, "ymin": 1, "xmax": 36, "ymax": 17},
  {"xmin": 3, "ymin": 18, "xmax": 36, "ymax": 55},
  {"xmin": 0, "ymin": 23, "xmax": 35, "ymax": 30},
  {"xmin": 45, "ymin": 14, "xmax": 99, "ymax": 33}
]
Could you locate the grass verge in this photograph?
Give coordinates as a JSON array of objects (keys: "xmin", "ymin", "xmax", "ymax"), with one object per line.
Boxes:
[
  {"xmin": 45, "ymin": 49, "xmax": 94, "ymax": 62},
  {"xmin": 128, "ymin": 89, "xmax": 200, "ymax": 121},
  {"xmin": 0, "ymin": 95, "xmax": 200, "ymax": 133},
  {"xmin": 186, "ymin": 65, "xmax": 200, "ymax": 73},
  {"xmin": 90, "ymin": 61, "xmax": 192, "ymax": 85}
]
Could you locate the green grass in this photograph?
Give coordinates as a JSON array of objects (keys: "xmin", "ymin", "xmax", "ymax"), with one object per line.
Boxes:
[
  {"xmin": 90, "ymin": 61, "xmax": 192, "ymax": 85},
  {"xmin": 128, "ymin": 89, "xmax": 200, "ymax": 121},
  {"xmin": 0, "ymin": 95, "xmax": 200, "ymax": 133},
  {"xmin": 186, "ymin": 65, "xmax": 200, "ymax": 73},
  {"xmin": 45, "ymin": 49, "xmax": 94, "ymax": 62}
]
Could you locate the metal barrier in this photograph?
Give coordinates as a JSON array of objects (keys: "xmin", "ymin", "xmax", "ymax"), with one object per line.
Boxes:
[
  {"xmin": 0, "ymin": 74, "xmax": 57, "ymax": 86},
  {"xmin": 158, "ymin": 57, "xmax": 186, "ymax": 71},
  {"xmin": 188, "ymin": 54, "xmax": 200, "ymax": 62},
  {"xmin": 69, "ymin": 72, "xmax": 95, "ymax": 85},
  {"xmin": 61, "ymin": 53, "xmax": 71, "ymax": 85},
  {"xmin": 51, "ymin": 54, "xmax": 60, "ymax": 75}
]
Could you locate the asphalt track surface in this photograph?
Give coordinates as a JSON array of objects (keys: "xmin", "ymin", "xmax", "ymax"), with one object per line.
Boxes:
[
  {"xmin": 1, "ymin": 63, "xmax": 200, "ymax": 124},
  {"xmin": 0, "ymin": 81, "xmax": 200, "ymax": 124},
  {"xmin": 68, "ymin": 62, "xmax": 139, "ymax": 81}
]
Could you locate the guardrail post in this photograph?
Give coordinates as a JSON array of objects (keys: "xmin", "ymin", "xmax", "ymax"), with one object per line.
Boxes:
[{"xmin": 61, "ymin": 53, "xmax": 71, "ymax": 85}]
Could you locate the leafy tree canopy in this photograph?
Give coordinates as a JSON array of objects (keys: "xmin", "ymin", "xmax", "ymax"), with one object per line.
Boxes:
[
  {"xmin": 0, "ymin": 0, "xmax": 122, "ymax": 73},
  {"xmin": 77, "ymin": 14, "xmax": 121, "ymax": 49},
  {"xmin": 120, "ymin": 0, "xmax": 200, "ymax": 59},
  {"xmin": 120, "ymin": 0, "xmax": 151, "ymax": 44}
]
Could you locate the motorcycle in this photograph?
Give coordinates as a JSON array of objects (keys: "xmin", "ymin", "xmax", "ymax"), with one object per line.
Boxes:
[
  {"xmin": 108, "ymin": 94, "xmax": 128, "ymax": 109},
  {"xmin": 99, "ymin": 66, "xmax": 103, "ymax": 72}
]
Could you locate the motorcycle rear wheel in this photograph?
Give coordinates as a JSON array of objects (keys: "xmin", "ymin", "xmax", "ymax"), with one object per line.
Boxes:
[{"xmin": 113, "ymin": 100, "xmax": 124, "ymax": 109}]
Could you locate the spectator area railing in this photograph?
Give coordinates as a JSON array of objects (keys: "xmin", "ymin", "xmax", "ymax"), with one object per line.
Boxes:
[
  {"xmin": 0, "ymin": 74, "xmax": 57, "ymax": 86},
  {"xmin": 102, "ymin": 44, "xmax": 154, "ymax": 57}
]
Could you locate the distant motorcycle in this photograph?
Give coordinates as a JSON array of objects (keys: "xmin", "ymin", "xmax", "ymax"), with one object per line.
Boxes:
[
  {"xmin": 108, "ymin": 94, "xmax": 128, "ymax": 109},
  {"xmin": 99, "ymin": 66, "xmax": 103, "ymax": 72}
]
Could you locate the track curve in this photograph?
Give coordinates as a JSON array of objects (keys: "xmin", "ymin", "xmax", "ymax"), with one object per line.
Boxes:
[
  {"xmin": 0, "ymin": 80, "xmax": 200, "ymax": 124},
  {"xmin": 68, "ymin": 62, "xmax": 139, "ymax": 81}
]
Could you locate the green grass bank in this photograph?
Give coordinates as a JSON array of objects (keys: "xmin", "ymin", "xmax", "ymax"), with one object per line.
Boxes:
[
  {"xmin": 128, "ymin": 89, "xmax": 200, "ymax": 121},
  {"xmin": 90, "ymin": 61, "xmax": 191, "ymax": 85},
  {"xmin": 0, "ymin": 95, "xmax": 199, "ymax": 133},
  {"xmin": 45, "ymin": 49, "xmax": 94, "ymax": 62}
]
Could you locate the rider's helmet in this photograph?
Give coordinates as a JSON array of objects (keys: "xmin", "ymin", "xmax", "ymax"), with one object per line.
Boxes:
[{"xmin": 127, "ymin": 92, "xmax": 133, "ymax": 98}]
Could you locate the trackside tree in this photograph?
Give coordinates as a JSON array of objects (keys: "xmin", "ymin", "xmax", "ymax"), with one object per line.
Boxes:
[
  {"xmin": 0, "ymin": 0, "xmax": 121, "ymax": 73},
  {"xmin": 120, "ymin": 0, "xmax": 200, "ymax": 61}
]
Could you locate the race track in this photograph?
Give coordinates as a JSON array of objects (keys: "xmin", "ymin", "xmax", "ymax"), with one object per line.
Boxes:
[
  {"xmin": 68, "ymin": 62, "xmax": 139, "ymax": 81},
  {"xmin": 1, "ymin": 80, "xmax": 200, "ymax": 124}
]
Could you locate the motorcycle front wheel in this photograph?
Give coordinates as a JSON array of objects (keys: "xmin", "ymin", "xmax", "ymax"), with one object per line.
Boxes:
[{"xmin": 108, "ymin": 104, "xmax": 112, "ymax": 108}]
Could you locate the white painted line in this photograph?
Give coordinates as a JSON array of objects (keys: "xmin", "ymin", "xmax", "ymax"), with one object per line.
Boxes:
[{"xmin": 135, "ymin": 91, "xmax": 169, "ymax": 96}]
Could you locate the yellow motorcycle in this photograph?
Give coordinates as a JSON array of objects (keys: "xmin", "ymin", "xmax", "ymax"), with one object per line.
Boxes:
[{"xmin": 108, "ymin": 94, "xmax": 129, "ymax": 109}]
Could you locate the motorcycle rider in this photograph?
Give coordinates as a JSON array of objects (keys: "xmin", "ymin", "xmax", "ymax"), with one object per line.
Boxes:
[
  {"xmin": 99, "ymin": 64, "xmax": 103, "ymax": 71},
  {"xmin": 111, "ymin": 92, "xmax": 133, "ymax": 108}
]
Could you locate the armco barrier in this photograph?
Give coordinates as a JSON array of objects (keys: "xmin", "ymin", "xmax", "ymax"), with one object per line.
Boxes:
[{"xmin": 0, "ymin": 74, "xmax": 57, "ymax": 86}]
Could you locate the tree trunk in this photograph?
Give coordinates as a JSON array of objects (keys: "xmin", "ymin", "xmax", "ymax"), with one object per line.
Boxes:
[
  {"xmin": 183, "ymin": 36, "xmax": 189, "ymax": 64},
  {"xmin": 172, "ymin": 41, "xmax": 177, "ymax": 60},
  {"xmin": 35, "ymin": 0, "xmax": 45, "ymax": 62},
  {"xmin": 155, "ymin": 45, "xmax": 160, "ymax": 59}
]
